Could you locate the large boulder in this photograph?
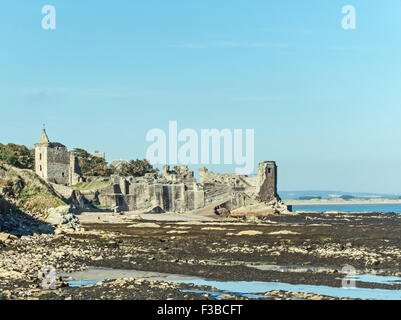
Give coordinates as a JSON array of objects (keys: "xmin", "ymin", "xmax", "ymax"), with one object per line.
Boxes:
[{"xmin": 45, "ymin": 206, "xmax": 81, "ymax": 231}]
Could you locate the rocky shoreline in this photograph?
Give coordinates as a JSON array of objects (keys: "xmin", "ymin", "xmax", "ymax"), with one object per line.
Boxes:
[{"xmin": 1, "ymin": 211, "xmax": 401, "ymax": 300}]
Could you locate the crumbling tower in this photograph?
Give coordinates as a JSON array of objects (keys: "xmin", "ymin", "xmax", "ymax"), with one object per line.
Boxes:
[
  {"xmin": 69, "ymin": 149, "xmax": 83, "ymax": 185},
  {"xmin": 255, "ymin": 161, "xmax": 278, "ymax": 202}
]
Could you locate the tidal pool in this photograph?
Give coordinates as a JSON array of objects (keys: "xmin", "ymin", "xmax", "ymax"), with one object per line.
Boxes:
[
  {"xmin": 64, "ymin": 267, "xmax": 401, "ymax": 300},
  {"xmin": 174, "ymin": 278, "xmax": 401, "ymax": 300}
]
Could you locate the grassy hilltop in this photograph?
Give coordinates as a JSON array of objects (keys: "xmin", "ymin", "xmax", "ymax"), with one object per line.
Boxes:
[{"xmin": 0, "ymin": 164, "xmax": 66, "ymax": 215}]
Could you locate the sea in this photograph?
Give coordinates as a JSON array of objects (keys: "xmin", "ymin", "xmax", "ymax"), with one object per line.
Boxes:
[{"xmin": 291, "ymin": 204, "xmax": 401, "ymax": 214}]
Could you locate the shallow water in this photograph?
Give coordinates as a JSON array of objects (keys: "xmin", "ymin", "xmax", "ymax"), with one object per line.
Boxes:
[
  {"xmin": 181, "ymin": 289, "xmax": 268, "ymax": 300},
  {"xmin": 354, "ymin": 274, "xmax": 401, "ymax": 286},
  {"xmin": 64, "ymin": 267, "xmax": 401, "ymax": 300},
  {"xmin": 174, "ymin": 278, "xmax": 401, "ymax": 300},
  {"xmin": 292, "ymin": 204, "xmax": 401, "ymax": 213},
  {"xmin": 68, "ymin": 280, "xmax": 100, "ymax": 287}
]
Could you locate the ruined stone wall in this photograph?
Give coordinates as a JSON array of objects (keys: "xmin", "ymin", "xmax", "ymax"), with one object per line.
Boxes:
[
  {"xmin": 98, "ymin": 174, "xmax": 205, "ymax": 213},
  {"xmin": 97, "ymin": 162, "xmax": 279, "ymax": 213},
  {"xmin": 46, "ymin": 145, "xmax": 70, "ymax": 185},
  {"xmin": 255, "ymin": 161, "xmax": 278, "ymax": 202},
  {"xmin": 49, "ymin": 182, "xmax": 74, "ymax": 199},
  {"xmin": 69, "ymin": 154, "xmax": 82, "ymax": 185},
  {"xmin": 161, "ymin": 165, "xmax": 196, "ymax": 183},
  {"xmin": 199, "ymin": 161, "xmax": 279, "ymax": 209}
]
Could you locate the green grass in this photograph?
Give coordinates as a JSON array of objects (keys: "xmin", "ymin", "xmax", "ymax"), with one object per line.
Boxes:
[
  {"xmin": 0, "ymin": 165, "xmax": 67, "ymax": 215},
  {"xmin": 70, "ymin": 180, "xmax": 112, "ymax": 191},
  {"xmin": 17, "ymin": 185, "xmax": 65, "ymax": 214}
]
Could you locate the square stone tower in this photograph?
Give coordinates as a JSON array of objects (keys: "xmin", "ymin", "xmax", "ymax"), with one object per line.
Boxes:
[
  {"xmin": 35, "ymin": 129, "xmax": 71, "ymax": 185},
  {"xmin": 256, "ymin": 161, "xmax": 278, "ymax": 202}
]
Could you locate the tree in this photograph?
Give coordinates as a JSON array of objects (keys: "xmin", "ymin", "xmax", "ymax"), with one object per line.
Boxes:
[
  {"xmin": 0, "ymin": 143, "xmax": 34, "ymax": 169},
  {"xmin": 73, "ymin": 148, "xmax": 110, "ymax": 177},
  {"xmin": 119, "ymin": 159, "xmax": 158, "ymax": 177}
]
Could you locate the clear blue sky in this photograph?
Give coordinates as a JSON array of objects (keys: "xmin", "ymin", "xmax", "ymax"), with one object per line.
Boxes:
[{"xmin": 1, "ymin": 0, "xmax": 401, "ymax": 193}]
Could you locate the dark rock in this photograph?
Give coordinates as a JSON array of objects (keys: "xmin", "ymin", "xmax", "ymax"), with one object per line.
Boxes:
[{"xmin": 146, "ymin": 206, "xmax": 165, "ymax": 214}]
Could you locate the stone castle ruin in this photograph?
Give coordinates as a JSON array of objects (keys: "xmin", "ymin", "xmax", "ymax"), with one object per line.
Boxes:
[
  {"xmin": 34, "ymin": 130, "xmax": 289, "ymax": 215},
  {"xmin": 35, "ymin": 129, "xmax": 83, "ymax": 186},
  {"xmin": 96, "ymin": 161, "xmax": 288, "ymax": 215}
]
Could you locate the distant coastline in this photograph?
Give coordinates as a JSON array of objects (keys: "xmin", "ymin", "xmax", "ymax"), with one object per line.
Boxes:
[{"xmin": 285, "ymin": 198, "xmax": 401, "ymax": 206}]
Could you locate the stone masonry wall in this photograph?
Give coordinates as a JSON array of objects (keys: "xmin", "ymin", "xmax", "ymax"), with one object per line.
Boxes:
[
  {"xmin": 198, "ymin": 161, "xmax": 278, "ymax": 209},
  {"xmin": 97, "ymin": 161, "xmax": 279, "ymax": 213},
  {"xmin": 35, "ymin": 134, "xmax": 83, "ymax": 186},
  {"xmin": 98, "ymin": 176, "xmax": 205, "ymax": 213},
  {"xmin": 35, "ymin": 146, "xmax": 48, "ymax": 181},
  {"xmin": 46, "ymin": 145, "xmax": 70, "ymax": 185}
]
